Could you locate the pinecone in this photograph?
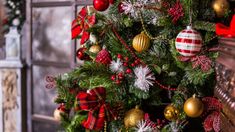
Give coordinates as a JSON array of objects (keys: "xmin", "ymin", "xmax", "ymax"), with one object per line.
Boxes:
[{"xmin": 95, "ymin": 49, "xmax": 112, "ymax": 65}]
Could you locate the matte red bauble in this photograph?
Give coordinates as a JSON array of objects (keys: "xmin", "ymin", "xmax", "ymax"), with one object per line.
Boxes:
[
  {"xmin": 95, "ymin": 49, "xmax": 112, "ymax": 65},
  {"xmin": 93, "ymin": 0, "xmax": 109, "ymax": 11}
]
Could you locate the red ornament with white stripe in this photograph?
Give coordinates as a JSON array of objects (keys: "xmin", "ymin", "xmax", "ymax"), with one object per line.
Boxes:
[{"xmin": 175, "ymin": 26, "xmax": 202, "ymax": 57}]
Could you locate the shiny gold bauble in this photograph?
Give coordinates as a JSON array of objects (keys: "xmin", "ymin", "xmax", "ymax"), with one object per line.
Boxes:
[
  {"xmin": 132, "ymin": 32, "xmax": 150, "ymax": 52},
  {"xmin": 212, "ymin": 0, "xmax": 229, "ymax": 17},
  {"xmin": 124, "ymin": 106, "xmax": 145, "ymax": 128},
  {"xmin": 53, "ymin": 108, "xmax": 64, "ymax": 121},
  {"xmin": 89, "ymin": 45, "xmax": 101, "ymax": 54},
  {"xmin": 164, "ymin": 104, "xmax": 180, "ymax": 121},
  {"xmin": 183, "ymin": 94, "xmax": 204, "ymax": 118}
]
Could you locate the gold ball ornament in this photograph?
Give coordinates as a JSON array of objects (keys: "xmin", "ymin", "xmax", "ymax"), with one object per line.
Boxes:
[
  {"xmin": 124, "ymin": 106, "xmax": 145, "ymax": 128},
  {"xmin": 164, "ymin": 104, "xmax": 180, "ymax": 121},
  {"xmin": 183, "ymin": 94, "xmax": 204, "ymax": 118},
  {"xmin": 132, "ymin": 32, "xmax": 150, "ymax": 52},
  {"xmin": 53, "ymin": 108, "xmax": 64, "ymax": 121},
  {"xmin": 212, "ymin": 0, "xmax": 229, "ymax": 17},
  {"xmin": 89, "ymin": 45, "xmax": 101, "ymax": 54}
]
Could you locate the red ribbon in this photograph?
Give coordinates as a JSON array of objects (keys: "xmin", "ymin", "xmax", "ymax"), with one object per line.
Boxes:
[
  {"xmin": 76, "ymin": 87, "xmax": 116, "ymax": 130},
  {"xmin": 71, "ymin": 6, "xmax": 96, "ymax": 44},
  {"xmin": 216, "ymin": 14, "xmax": 235, "ymax": 38}
]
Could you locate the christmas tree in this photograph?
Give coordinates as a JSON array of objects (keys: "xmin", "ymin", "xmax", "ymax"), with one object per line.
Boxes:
[
  {"xmin": 3, "ymin": 0, "xmax": 25, "ymax": 32},
  {"xmin": 51, "ymin": 0, "xmax": 234, "ymax": 131}
]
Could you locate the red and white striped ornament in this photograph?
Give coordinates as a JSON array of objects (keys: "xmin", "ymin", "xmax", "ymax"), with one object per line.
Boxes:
[{"xmin": 175, "ymin": 26, "xmax": 202, "ymax": 57}]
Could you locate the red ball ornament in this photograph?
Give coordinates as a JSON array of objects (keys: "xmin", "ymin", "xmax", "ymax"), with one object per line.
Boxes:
[
  {"xmin": 175, "ymin": 26, "xmax": 202, "ymax": 57},
  {"xmin": 117, "ymin": 54, "xmax": 122, "ymax": 59},
  {"xmin": 109, "ymin": 0, "xmax": 114, "ymax": 4},
  {"xmin": 131, "ymin": 63, "xmax": 135, "ymax": 67},
  {"xmin": 118, "ymin": 72, "xmax": 124, "ymax": 80},
  {"xmin": 123, "ymin": 62, "xmax": 128, "ymax": 67},
  {"xmin": 118, "ymin": 2, "xmax": 124, "ymax": 13},
  {"xmin": 124, "ymin": 57, "xmax": 129, "ymax": 61},
  {"xmin": 95, "ymin": 49, "xmax": 112, "ymax": 65},
  {"xmin": 93, "ymin": 0, "xmax": 109, "ymax": 11},
  {"xmin": 115, "ymin": 79, "xmax": 121, "ymax": 84},
  {"xmin": 126, "ymin": 68, "xmax": 132, "ymax": 74},
  {"xmin": 111, "ymin": 75, "xmax": 116, "ymax": 81},
  {"xmin": 134, "ymin": 59, "xmax": 140, "ymax": 65},
  {"xmin": 76, "ymin": 48, "xmax": 90, "ymax": 60}
]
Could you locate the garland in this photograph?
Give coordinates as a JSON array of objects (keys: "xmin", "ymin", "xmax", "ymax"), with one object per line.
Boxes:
[{"xmin": 111, "ymin": 26, "xmax": 177, "ymax": 91}]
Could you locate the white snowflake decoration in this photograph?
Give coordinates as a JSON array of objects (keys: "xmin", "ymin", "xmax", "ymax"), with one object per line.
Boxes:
[
  {"xmin": 134, "ymin": 66, "xmax": 155, "ymax": 92},
  {"xmin": 121, "ymin": 0, "xmax": 139, "ymax": 18},
  {"xmin": 109, "ymin": 58, "xmax": 124, "ymax": 73},
  {"xmin": 134, "ymin": 120, "xmax": 153, "ymax": 132}
]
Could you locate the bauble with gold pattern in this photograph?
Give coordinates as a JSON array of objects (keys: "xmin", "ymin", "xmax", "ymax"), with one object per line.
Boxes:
[
  {"xmin": 212, "ymin": 0, "xmax": 229, "ymax": 17},
  {"xmin": 89, "ymin": 45, "xmax": 101, "ymax": 54},
  {"xmin": 183, "ymin": 94, "xmax": 204, "ymax": 118},
  {"xmin": 132, "ymin": 31, "xmax": 150, "ymax": 52},
  {"xmin": 164, "ymin": 104, "xmax": 180, "ymax": 121},
  {"xmin": 124, "ymin": 106, "xmax": 145, "ymax": 128}
]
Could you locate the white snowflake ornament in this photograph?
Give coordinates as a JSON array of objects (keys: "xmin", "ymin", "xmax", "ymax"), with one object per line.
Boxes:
[
  {"xmin": 134, "ymin": 66, "xmax": 155, "ymax": 92},
  {"xmin": 134, "ymin": 120, "xmax": 155, "ymax": 132},
  {"xmin": 109, "ymin": 58, "xmax": 124, "ymax": 73}
]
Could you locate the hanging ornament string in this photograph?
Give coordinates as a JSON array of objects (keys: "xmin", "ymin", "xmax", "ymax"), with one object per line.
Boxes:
[
  {"xmin": 111, "ymin": 26, "xmax": 177, "ymax": 91},
  {"xmin": 111, "ymin": 26, "xmax": 140, "ymax": 61},
  {"xmin": 139, "ymin": 11, "xmax": 163, "ymax": 40}
]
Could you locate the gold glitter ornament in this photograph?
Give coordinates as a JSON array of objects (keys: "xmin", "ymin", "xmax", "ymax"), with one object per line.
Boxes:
[
  {"xmin": 89, "ymin": 44, "xmax": 101, "ymax": 54},
  {"xmin": 124, "ymin": 106, "xmax": 145, "ymax": 128},
  {"xmin": 164, "ymin": 104, "xmax": 180, "ymax": 121}
]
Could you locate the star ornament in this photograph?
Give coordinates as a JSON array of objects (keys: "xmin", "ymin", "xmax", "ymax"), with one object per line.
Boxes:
[
  {"xmin": 134, "ymin": 66, "xmax": 155, "ymax": 92},
  {"xmin": 71, "ymin": 6, "xmax": 96, "ymax": 44}
]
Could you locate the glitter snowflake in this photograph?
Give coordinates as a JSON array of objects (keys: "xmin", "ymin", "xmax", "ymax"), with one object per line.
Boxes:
[
  {"xmin": 134, "ymin": 120, "xmax": 154, "ymax": 132},
  {"xmin": 109, "ymin": 58, "xmax": 124, "ymax": 73},
  {"xmin": 134, "ymin": 66, "xmax": 155, "ymax": 92},
  {"xmin": 121, "ymin": 0, "xmax": 139, "ymax": 18}
]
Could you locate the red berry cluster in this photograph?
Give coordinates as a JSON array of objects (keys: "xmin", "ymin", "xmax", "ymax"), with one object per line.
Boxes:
[
  {"xmin": 156, "ymin": 119, "xmax": 166, "ymax": 129},
  {"xmin": 110, "ymin": 54, "xmax": 141, "ymax": 84},
  {"xmin": 111, "ymin": 72, "xmax": 124, "ymax": 84}
]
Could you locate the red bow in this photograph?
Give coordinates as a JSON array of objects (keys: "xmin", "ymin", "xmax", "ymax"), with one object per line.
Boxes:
[
  {"xmin": 178, "ymin": 55, "xmax": 212, "ymax": 72},
  {"xmin": 76, "ymin": 87, "xmax": 117, "ymax": 130},
  {"xmin": 71, "ymin": 6, "xmax": 96, "ymax": 44},
  {"xmin": 216, "ymin": 14, "xmax": 235, "ymax": 38}
]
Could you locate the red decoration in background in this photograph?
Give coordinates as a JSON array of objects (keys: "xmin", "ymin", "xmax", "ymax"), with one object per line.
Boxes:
[
  {"xmin": 168, "ymin": 0, "xmax": 184, "ymax": 24},
  {"xmin": 178, "ymin": 55, "xmax": 212, "ymax": 72},
  {"xmin": 191, "ymin": 55, "xmax": 212, "ymax": 72},
  {"xmin": 71, "ymin": 7, "xmax": 96, "ymax": 44},
  {"xmin": 76, "ymin": 87, "xmax": 117, "ymax": 130},
  {"xmin": 45, "ymin": 75, "xmax": 56, "ymax": 89},
  {"xmin": 202, "ymin": 97, "xmax": 222, "ymax": 132},
  {"xmin": 93, "ymin": 0, "xmax": 110, "ymax": 11},
  {"xmin": 216, "ymin": 14, "xmax": 235, "ymax": 38},
  {"xmin": 95, "ymin": 49, "xmax": 112, "ymax": 65},
  {"xmin": 144, "ymin": 113, "xmax": 157, "ymax": 129}
]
